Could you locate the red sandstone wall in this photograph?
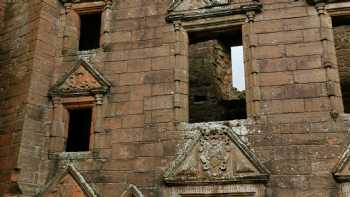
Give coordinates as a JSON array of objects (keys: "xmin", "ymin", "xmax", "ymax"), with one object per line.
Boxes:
[
  {"xmin": 0, "ymin": 0, "xmax": 42, "ymax": 194},
  {"xmin": 250, "ymin": 0, "xmax": 346, "ymax": 196},
  {"xmin": 0, "ymin": 0, "xmax": 62, "ymax": 194},
  {"xmin": 0, "ymin": 0, "xmax": 349, "ymax": 196}
]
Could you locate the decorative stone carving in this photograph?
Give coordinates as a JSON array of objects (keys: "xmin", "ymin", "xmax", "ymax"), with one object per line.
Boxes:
[
  {"xmin": 49, "ymin": 59, "xmax": 111, "ymax": 97},
  {"xmin": 167, "ymin": 0, "xmax": 262, "ymax": 22},
  {"xmin": 199, "ymin": 129, "xmax": 231, "ymax": 177},
  {"xmin": 205, "ymin": 0, "xmax": 230, "ymax": 6},
  {"xmin": 61, "ymin": 66, "xmax": 101, "ymax": 91},
  {"xmin": 169, "ymin": 0, "xmax": 229, "ymax": 11},
  {"xmin": 38, "ymin": 165, "xmax": 98, "ymax": 197},
  {"xmin": 163, "ymin": 124, "xmax": 269, "ymax": 185}
]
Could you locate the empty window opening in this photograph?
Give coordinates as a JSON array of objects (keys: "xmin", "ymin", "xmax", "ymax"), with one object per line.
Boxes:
[
  {"xmin": 66, "ymin": 108, "xmax": 92, "ymax": 152},
  {"xmin": 231, "ymin": 46, "xmax": 245, "ymax": 91},
  {"xmin": 332, "ymin": 15, "xmax": 350, "ymax": 113},
  {"xmin": 188, "ymin": 28, "xmax": 247, "ymax": 123},
  {"xmin": 79, "ymin": 12, "xmax": 102, "ymax": 51}
]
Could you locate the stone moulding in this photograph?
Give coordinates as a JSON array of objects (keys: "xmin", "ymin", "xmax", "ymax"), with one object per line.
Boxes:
[
  {"xmin": 48, "ymin": 59, "xmax": 111, "ymax": 97},
  {"xmin": 37, "ymin": 164, "xmax": 99, "ymax": 197},
  {"xmin": 59, "ymin": 0, "xmax": 105, "ymax": 4},
  {"xmin": 166, "ymin": 0, "xmax": 262, "ymax": 22},
  {"xmin": 333, "ymin": 145, "xmax": 350, "ymax": 182},
  {"xmin": 120, "ymin": 184, "xmax": 144, "ymax": 197},
  {"xmin": 163, "ymin": 124, "xmax": 270, "ymax": 186}
]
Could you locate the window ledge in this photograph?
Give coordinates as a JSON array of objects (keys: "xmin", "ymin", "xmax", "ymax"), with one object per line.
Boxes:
[
  {"xmin": 48, "ymin": 151, "xmax": 94, "ymax": 160},
  {"xmin": 77, "ymin": 48, "xmax": 103, "ymax": 62}
]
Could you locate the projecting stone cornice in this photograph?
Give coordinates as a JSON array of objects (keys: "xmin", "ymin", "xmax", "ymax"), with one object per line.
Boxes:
[
  {"xmin": 166, "ymin": 0, "xmax": 262, "ymax": 23},
  {"xmin": 59, "ymin": 0, "xmax": 108, "ymax": 3}
]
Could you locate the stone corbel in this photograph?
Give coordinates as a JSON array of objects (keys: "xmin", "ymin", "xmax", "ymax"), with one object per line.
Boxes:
[{"xmin": 173, "ymin": 21, "xmax": 184, "ymax": 32}]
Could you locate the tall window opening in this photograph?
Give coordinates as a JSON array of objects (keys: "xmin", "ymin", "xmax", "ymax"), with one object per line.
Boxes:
[
  {"xmin": 188, "ymin": 28, "xmax": 246, "ymax": 123},
  {"xmin": 66, "ymin": 108, "xmax": 92, "ymax": 152},
  {"xmin": 332, "ymin": 15, "xmax": 350, "ymax": 113},
  {"xmin": 79, "ymin": 12, "xmax": 102, "ymax": 51}
]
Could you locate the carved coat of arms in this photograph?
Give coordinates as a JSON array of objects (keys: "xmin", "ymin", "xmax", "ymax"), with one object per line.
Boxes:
[{"xmin": 199, "ymin": 130, "xmax": 231, "ymax": 177}]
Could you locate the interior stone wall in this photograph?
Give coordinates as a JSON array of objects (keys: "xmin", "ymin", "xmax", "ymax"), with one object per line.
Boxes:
[
  {"xmin": 334, "ymin": 23, "xmax": 350, "ymax": 112},
  {"xmin": 189, "ymin": 40, "xmax": 246, "ymax": 123}
]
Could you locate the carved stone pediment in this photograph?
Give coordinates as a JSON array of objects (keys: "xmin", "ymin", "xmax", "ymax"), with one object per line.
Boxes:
[
  {"xmin": 163, "ymin": 125, "xmax": 269, "ymax": 185},
  {"xmin": 333, "ymin": 145, "xmax": 350, "ymax": 182},
  {"xmin": 49, "ymin": 60, "xmax": 111, "ymax": 97},
  {"xmin": 38, "ymin": 165, "xmax": 98, "ymax": 197},
  {"xmin": 167, "ymin": 0, "xmax": 262, "ymax": 22},
  {"xmin": 120, "ymin": 184, "xmax": 144, "ymax": 197}
]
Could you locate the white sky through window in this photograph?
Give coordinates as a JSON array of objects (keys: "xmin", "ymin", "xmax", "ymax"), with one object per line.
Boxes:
[{"xmin": 231, "ymin": 46, "xmax": 245, "ymax": 91}]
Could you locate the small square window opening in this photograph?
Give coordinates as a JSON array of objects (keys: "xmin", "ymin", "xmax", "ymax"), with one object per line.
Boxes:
[
  {"xmin": 79, "ymin": 12, "xmax": 102, "ymax": 51},
  {"xmin": 65, "ymin": 108, "xmax": 92, "ymax": 152}
]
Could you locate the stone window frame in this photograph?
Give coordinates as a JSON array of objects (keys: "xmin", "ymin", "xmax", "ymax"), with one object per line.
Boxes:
[
  {"xmin": 327, "ymin": 1, "xmax": 350, "ymax": 117},
  {"xmin": 307, "ymin": 0, "xmax": 350, "ymax": 119},
  {"xmin": 48, "ymin": 59, "xmax": 111, "ymax": 155},
  {"xmin": 61, "ymin": 0, "xmax": 113, "ymax": 53},
  {"xmin": 49, "ymin": 94, "xmax": 105, "ymax": 154},
  {"xmin": 60, "ymin": 96, "xmax": 96, "ymax": 152},
  {"xmin": 307, "ymin": 2, "xmax": 350, "ymax": 196},
  {"xmin": 167, "ymin": 1, "xmax": 263, "ymax": 123}
]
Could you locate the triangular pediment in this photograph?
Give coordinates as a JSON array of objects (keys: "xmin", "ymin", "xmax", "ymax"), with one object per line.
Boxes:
[
  {"xmin": 120, "ymin": 184, "xmax": 144, "ymax": 197},
  {"xmin": 164, "ymin": 124, "xmax": 269, "ymax": 185},
  {"xmin": 167, "ymin": 0, "xmax": 262, "ymax": 22},
  {"xmin": 38, "ymin": 165, "xmax": 98, "ymax": 197},
  {"xmin": 49, "ymin": 60, "xmax": 110, "ymax": 97},
  {"xmin": 333, "ymin": 145, "xmax": 350, "ymax": 182}
]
